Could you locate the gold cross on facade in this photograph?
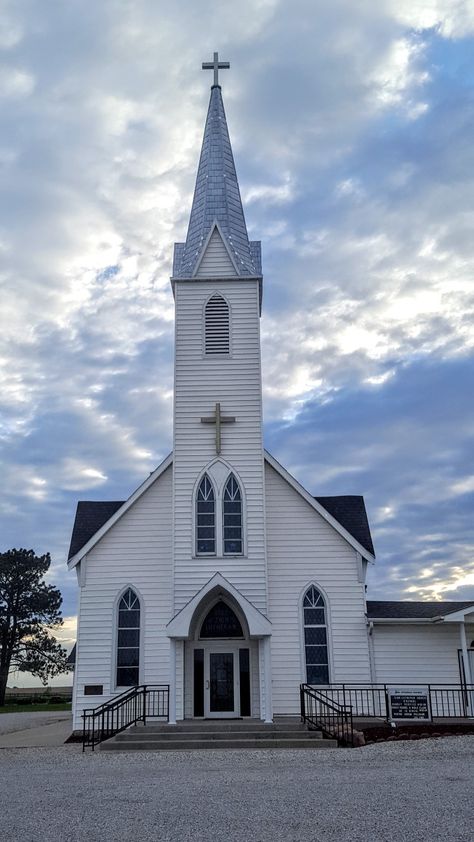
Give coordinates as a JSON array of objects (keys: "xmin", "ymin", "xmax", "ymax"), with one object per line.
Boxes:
[{"xmin": 201, "ymin": 402, "xmax": 236, "ymax": 454}]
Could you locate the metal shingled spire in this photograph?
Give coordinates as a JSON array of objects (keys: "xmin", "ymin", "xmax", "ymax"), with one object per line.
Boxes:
[{"xmin": 173, "ymin": 58, "xmax": 260, "ymax": 278}]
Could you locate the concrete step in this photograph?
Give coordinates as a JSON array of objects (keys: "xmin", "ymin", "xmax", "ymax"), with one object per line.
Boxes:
[
  {"xmin": 113, "ymin": 728, "xmax": 323, "ymax": 742},
  {"xmin": 100, "ymin": 736, "xmax": 337, "ymax": 751},
  {"xmin": 132, "ymin": 719, "xmax": 308, "ymax": 733}
]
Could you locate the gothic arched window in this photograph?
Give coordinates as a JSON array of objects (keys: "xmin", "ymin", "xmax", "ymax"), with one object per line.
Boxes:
[
  {"xmin": 205, "ymin": 294, "xmax": 230, "ymax": 355},
  {"xmin": 223, "ymin": 473, "xmax": 243, "ymax": 554},
  {"xmin": 196, "ymin": 474, "xmax": 216, "ymax": 554},
  {"xmin": 116, "ymin": 588, "xmax": 140, "ymax": 687},
  {"xmin": 303, "ymin": 585, "xmax": 329, "ymax": 685},
  {"xmin": 200, "ymin": 602, "xmax": 244, "ymax": 638}
]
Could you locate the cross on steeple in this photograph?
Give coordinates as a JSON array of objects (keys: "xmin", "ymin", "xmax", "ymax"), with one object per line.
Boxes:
[
  {"xmin": 201, "ymin": 402, "xmax": 235, "ymax": 454},
  {"xmin": 202, "ymin": 52, "xmax": 230, "ymax": 88}
]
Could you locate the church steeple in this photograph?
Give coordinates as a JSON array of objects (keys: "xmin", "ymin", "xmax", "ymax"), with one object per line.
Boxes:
[{"xmin": 173, "ymin": 54, "xmax": 261, "ymax": 279}]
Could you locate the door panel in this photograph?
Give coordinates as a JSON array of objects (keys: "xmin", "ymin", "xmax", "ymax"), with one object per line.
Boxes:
[{"xmin": 210, "ymin": 652, "xmax": 234, "ymax": 712}]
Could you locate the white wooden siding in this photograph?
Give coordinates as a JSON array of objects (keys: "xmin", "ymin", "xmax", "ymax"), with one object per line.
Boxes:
[
  {"xmin": 73, "ymin": 466, "xmax": 173, "ymax": 729},
  {"xmin": 173, "ymin": 278, "xmax": 267, "ymax": 613},
  {"xmin": 196, "ymin": 228, "xmax": 236, "ymax": 277},
  {"xmin": 265, "ymin": 462, "xmax": 371, "ymax": 715},
  {"xmin": 371, "ymin": 623, "xmax": 474, "ymax": 685}
]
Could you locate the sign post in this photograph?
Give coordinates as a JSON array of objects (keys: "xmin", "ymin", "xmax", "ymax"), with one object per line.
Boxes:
[{"xmin": 388, "ymin": 686, "xmax": 432, "ymax": 722}]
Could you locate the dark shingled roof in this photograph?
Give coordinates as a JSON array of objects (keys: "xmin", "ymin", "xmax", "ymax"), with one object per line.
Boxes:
[
  {"xmin": 66, "ymin": 643, "xmax": 76, "ymax": 666},
  {"xmin": 367, "ymin": 600, "xmax": 474, "ymax": 619},
  {"xmin": 69, "ymin": 494, "xmax": 374, "ymax": 561},
  {"xmin": 315, "ymin": 496, "xmax": 374, "ymax": 557},
  {"xmin": 68, "ymin": 501, "xmax": 124, "ymax": 560}
]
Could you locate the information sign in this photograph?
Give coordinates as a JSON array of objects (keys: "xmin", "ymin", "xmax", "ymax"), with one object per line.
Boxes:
[{"xmin": 388, "ymin": 686, "xmax": 431, "ymax": 721}]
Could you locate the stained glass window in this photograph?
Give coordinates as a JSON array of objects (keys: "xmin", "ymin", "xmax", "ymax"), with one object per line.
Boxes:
[
  {"xmin": 116, "ymin": 588, "xmax": 140, "ymax": 687},
  {"xmin": 196, "ymin": 474, "xmax": 215, "ymax": 554},
  {"xmin": 303, "ymin": 586, "xmax": 329, "ymax": 684},
  {"xmin": 200, "ymin": 602, "xmax": 244, "ymax": 638},
  {"xmin": 223, "ymin": 474, "xmax": 242, "ymax": 554}
]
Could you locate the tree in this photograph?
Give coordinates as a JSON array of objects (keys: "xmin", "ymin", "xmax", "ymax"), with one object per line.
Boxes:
[{"xmin": 0, "ymin": 548, "xmax": 68, "ymax": 706}]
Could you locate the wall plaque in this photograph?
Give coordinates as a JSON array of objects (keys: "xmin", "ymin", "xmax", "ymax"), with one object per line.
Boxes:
[
  {"xmin": 388, "ymin": 686, "xmax": 431, "ymax": 721},
  {"xmin": 84, "ymin": 684, "xmax": 103, "ymax": 696}
]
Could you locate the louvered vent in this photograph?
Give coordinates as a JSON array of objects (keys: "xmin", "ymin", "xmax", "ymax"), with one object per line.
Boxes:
[{"xmin": 205, "ymin": 295, "xmax": 230, "ymax": 355}]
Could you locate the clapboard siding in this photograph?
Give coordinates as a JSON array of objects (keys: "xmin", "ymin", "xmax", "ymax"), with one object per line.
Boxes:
[
  {"xmin": 73, "ymin": 466, "xmax": 173, "ymax": 729},
  {"xmin": 173, "ymin": 278, "xmax": 267, "ymax": 613},
  {"xmin": 196, "ymin": 228, "xmax": 236, "ymax": 277},
  {"xmin": 265, "ymin": 462, "xmax": 371, "ymax": 714},
  {"xmin": 372, "ymin": 623, "xmax": 474, "ymax": 684}
]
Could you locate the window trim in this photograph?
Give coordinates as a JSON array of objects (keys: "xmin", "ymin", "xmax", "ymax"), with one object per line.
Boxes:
[
  {"xmin": 192, "ymin": 462, "xmax": 247, "ymax": 558},
  {"xmin": 202, "ymin": 292, "xmax": 232, "ymax": 359},
  {"xmin": 299, "ymin": 583, "xmax": 332, "ymax": 686},
  {"xmin": 112, "ymin": 585, "xmax": 144, "ymax": 691}
]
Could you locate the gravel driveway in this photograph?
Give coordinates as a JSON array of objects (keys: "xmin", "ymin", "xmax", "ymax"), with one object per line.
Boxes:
[{"xmin": 0, "ymin": 735, "xmax": 472, "ymax": 842}]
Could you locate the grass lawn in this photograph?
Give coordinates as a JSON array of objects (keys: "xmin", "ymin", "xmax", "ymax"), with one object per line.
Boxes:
[{"xmin": 0, "ymin": 703, "xmax": 72, "ymax": 714}]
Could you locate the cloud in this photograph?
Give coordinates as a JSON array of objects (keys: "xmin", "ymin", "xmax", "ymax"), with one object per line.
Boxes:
[{"xmin": 0, "ymin": 0, "xmax": 473, "ymax": 624}]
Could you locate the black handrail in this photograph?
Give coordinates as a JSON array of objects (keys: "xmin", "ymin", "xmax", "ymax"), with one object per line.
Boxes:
[
  {"xmin": 300, "ymin": 683, "xmax": 354, "ymax": 746},
  {"xmin": 314, "ymin": 683, "xmax": 474, "ymax": 720},
  {"xmin": 82, "ymin": 684, "xmax": 169, "ymax": 751}
]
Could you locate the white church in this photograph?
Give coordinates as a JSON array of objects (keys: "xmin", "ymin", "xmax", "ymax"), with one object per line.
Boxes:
[{"xmin": 68, "ymin": 56, "xmax": 474, "ymax": 734}]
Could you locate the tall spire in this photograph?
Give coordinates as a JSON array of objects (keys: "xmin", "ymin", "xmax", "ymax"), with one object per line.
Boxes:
[{"xmin": 173, "ymin": 56, "xmax": 261, "ymax": 279}]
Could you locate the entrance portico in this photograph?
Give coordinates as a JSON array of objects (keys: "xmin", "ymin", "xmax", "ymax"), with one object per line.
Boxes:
[{"xmin": 166, "ymin": 573, "xmax": 272, "ymax": 724}]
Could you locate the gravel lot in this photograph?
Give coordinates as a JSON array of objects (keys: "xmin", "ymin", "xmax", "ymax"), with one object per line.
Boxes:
[
  {"xmin": 0, "ymin": 710, "xmax": 71, "ymax": 735},
  {"xmin": 0, "ymin": 735, "xmax": 472, "ymax": 842}
]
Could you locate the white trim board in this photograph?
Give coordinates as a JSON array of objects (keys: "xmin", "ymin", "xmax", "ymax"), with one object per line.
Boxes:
[
  {"xmin": 67, "ymin": 452, "xmax": 173, "ymax": 569},
  {"xmin": 192, "ymin": 220, "xmax": 240, "ymax": 278},
  {"xmin": 166, "ymin": 572, "xmax": 272, "ymax": 639},
  {"xmin": 263, "ymin": 450, "xmax": 375, "ymax": 562},
  {"xmin": 67, "ymin": 449, "xmax": 375, "ymax": 569}
]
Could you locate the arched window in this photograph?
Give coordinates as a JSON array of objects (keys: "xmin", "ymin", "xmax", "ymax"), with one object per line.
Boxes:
[
  {"xmin": 205, "ymin": 294, "xmax": 230, "ymax": 355},
  {"xmin": 196, "ymin": 474, "xmax": 215, "ymax": 554},
  {"xmin": 116, "ymin": 588, "xmax": 140, "ymax": 687},
  {"xmin": 303, "ymin": 585, "xmax": 329, "ymax": 685},
  {"xmin": 200, "ymin": 602, "xmax": 244, "ymax": 638},
  {"xmin": 223, "ymin": 473, "xmax": 242, "ymax": 554}
]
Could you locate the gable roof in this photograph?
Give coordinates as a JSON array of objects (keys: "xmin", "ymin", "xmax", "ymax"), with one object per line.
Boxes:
[
  {"xmin": 315, "ymin": 496, "xmax": 374, "ymax": 557},
  {"xmin": 66, "ymin": 452, "xmax": 173, "ymax": 568},
  {"xmin": 68, "ymin": 501, "xmax": 123, "ymax": 560},
  {"xmin": 367, "ymin": 600, "xmax": 474, "ymax": 620},
  {"xmin": 264, "ymin": 450, "xmax": 375, "ymax": 561},
  {"xmin": 67, "ymin": 451, "xmax": 375, "ymax": 567}
]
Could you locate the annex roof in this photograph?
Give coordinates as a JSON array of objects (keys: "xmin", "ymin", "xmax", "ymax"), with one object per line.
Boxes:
[
  {"xmin": 366, "ymin": 600, "xmax": 474, "ymax": 620},
  {"xmin": 172, "ymin": 82, "xmax": 260, "ymax": 278}
]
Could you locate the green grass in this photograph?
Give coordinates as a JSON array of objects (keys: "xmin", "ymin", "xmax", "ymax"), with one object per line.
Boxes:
[{"xmin": 0, "ymin": 702, "xmax": 72, "ymax": 714}]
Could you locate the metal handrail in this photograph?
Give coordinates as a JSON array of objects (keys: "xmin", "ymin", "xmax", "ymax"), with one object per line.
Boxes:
[
  {"xmin": 314, "ymin": 683, "xmax": 474, "ymax": 720},
  {"xmin": 300, "ymin": 683, "xmax": 354, "ymax": 746},
  {"xmin": 82, "ymin": 684, "xmax": 169, "ymax": 751}
]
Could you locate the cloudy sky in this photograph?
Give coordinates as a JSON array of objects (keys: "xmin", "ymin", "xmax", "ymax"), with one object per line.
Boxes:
[{"xmin": 1, "ymin": 0, "xmax": 474, "ymax": 660}]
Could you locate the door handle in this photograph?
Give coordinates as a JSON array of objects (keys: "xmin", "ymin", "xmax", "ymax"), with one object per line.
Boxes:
[{"xmin": 206, "ymin": 680, "xmax": 210, "ymax": 689}]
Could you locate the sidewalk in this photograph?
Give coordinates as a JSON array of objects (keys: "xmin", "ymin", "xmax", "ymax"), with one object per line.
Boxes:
[{"xmin": 0, "ymin": 713, "xmax": 74, "ymax": 748}]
